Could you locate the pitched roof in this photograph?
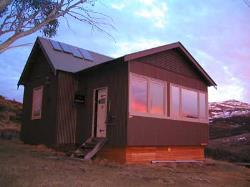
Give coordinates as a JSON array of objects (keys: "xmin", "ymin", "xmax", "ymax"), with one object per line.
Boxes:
[
  {"xmin": 38, "ymin": 37, "xmax": 113, "ymax": 73},
  {"xmin": 19, "ymin": 37, "xmax": 216, "ymax": 87},
  {"xmin": 124, "ymin": 42, "xmax": 217, "ymax": 86},
  {"xmin": 18, "ymin": 37, "xmax": 113, "ymax": 85}
]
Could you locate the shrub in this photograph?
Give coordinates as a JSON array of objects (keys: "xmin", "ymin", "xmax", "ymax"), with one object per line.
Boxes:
[
  {"xmin": 0, "ymin": 104, "xmax": 7, "ymax": 112},
  {"xmin": 205, "ymin": 147, "xmax": 250, "ymax": 163}
]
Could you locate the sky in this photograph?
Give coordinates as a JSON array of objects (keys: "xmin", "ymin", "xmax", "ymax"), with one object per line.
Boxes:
[{"xmin": 0, "ymin": 0, "xmax": 250, "ymax": 103}]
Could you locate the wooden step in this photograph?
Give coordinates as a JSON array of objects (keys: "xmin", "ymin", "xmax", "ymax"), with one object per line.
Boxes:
[
  {"xmin": 82, "ymin": 144, "xmax": 96, "ymax": 149},
  {"xmin": 71, "ymin": 137, "xmax": 107, "ymax": 160}
]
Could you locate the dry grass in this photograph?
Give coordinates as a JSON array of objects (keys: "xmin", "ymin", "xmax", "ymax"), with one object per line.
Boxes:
[
  {"xmin": 0, "ymin": 140, "xmax": 249, "ymax": 187},
  {"xmin": 206, "ymin": 133, "xmax": 250, "ymax": 162},
  {"xmin": 0, "ymin": 95, "xmax": 22, "ymax": 133}
]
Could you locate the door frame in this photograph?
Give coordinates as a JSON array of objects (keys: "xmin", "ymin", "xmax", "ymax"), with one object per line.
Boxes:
[{"xmin": 91, "ymin": 87, "xmax": 108, "ymax": 138}]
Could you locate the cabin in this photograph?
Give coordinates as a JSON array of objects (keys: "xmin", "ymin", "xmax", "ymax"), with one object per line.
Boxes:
[{"xmin": 18, "ymin": 37, "xmax": 216, "ymax": 164}]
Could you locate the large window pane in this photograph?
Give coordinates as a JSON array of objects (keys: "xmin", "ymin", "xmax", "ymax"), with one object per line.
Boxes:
[
  {"xmin": 182, "ymin": 89, "xmax": 198, "ymax": 118},
  {"xmin": 199, "ymin": 93, "xmax": 207, "ymax": 119},
  {"xmin": 171, "ymin": 85, "xmax": 180, "ymax": 117},
  {"xmin": 150, "ymin": 81, "xmax": 164, "ymax": 115},
  {"xmin": 130, "ymin": 76, "xmax": 148, "ymax": 113}
]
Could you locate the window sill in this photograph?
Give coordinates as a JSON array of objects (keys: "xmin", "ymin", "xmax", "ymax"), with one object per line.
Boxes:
[{"xmin": 129, "ymin": 112, "xmax": 208, "ymax": 124}]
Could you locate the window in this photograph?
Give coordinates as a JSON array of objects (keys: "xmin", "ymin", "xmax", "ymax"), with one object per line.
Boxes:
[
  {"xmin": 32, "ymin": 86, "xmax": 43, "ymax": 120},
  {"xmin": 171, "ymin": 85, "xmax": 180, "ymax": 117},
  {"xmin": 130, "ymin": 76, "xmax": 148, "ymax": 113},
  {"xmin": 199, "ymin": 93, "xmax": 207, "ymax": 119},
  {"xmin": 181, "ymin": 89, "xmax": 198, "ymax": 118},
  {"xmin": 150, "ymin": 81, "xmax": 164, "ymax": 115},
  {"xmin": 170, "ymin": 84, "xmax": 208, "ymax": 121},
  {"xmin": 129, "ymin": 73, "xmax": 208, "ymax": 122}
]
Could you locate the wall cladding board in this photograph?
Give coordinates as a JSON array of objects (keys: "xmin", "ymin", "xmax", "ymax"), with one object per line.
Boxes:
[
  {"xmin": 128, "ymin": 49, "xmax": 209, "ymax": 146},
  {"xmin": 125, "ymin": 146, "xmax": 205, "ymax": 164},
  {"xmin": 76, "ymin": 61, "xmax": 128, "ymax": 146},
  {"xmin": 130, "ymin": 49, "xmax": 207, "ymax": 91},
  {"xmin": 127, "ymin": 116, "xmax": 208, "ymax": 146},
  {"xmin": 97, "ymin": 146, "xmax": 204, "ymax": 164},
  {"xmin": 56, "ymin": 71, "xmax": 78, "ymax": 144},
  {"xmin": 21, "ymin": 49, "xmax": 57, "ymax": 145}
]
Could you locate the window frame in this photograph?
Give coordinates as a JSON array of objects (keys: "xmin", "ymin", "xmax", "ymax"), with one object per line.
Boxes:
[
  {"xmin": 149, "ymin": 78, "xmax": 166, "ymax": 116},
  {"xmin": 181, "ymin": 87, "xmax": 199, "ymax": 119},
  {"xmin": 31, "ymin": 86, "xmax": 43, "ymax": 120},
  {"xmin": 129, "ymin": 73, "xmax": 168, "ymax": 118},
  {"xmin": 129, "ymin": 73, "xmax": 208, "ymax": 123},
  {"xmin": 170, "ymin": 84, "xmax": 180, "ymax": 119},
  {"xmin": 198, "ymin": 92, "xmax": 208, "ymax": 120},
  {"xmin": 129, "ymin": 74, "xmax": 148, "ymax": 114},
  {"xmin": 170, "ymin": 83, "xmax": 208, "ymax": 123}
]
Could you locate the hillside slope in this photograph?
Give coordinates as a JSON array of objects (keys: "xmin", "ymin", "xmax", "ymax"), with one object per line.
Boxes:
[
  {"xmin": 0, "ymin": 95, "xmax": 22, "ymax": 134},
  {"xmin": 209, "ymin": 100, "xmax": 250, "ymax": 120},
  {"xmin": 208, "ymin": 100, "xmax": 250, "ymax": 163}
]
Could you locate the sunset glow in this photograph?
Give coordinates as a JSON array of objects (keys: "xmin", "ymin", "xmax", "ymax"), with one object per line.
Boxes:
[{"xmin": 0, "ymin": 0, "xmax": 249, "ymax": 103}]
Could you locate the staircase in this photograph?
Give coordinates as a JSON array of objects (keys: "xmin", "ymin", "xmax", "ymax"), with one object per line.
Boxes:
[{"xmin": 71, "ymin": 137, "xmax": 107, "ymax": 160}]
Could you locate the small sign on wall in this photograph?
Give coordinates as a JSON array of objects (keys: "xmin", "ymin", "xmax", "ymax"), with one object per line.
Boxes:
[{"xmin": 74, "ymin": 93, "xmax": 85, "ymax": 104}]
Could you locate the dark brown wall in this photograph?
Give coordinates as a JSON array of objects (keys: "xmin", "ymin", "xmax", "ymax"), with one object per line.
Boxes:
[
  {"xmin": 131, "ymin": 49, "xmax": 207, "ymax": 91},
  {"xmin": 56, "ymin": 71, "xmax": 78, "ymax": 144},
  {"xmin": 128, "ymin": 49, "xmax": 208, "ymax": 146},
  {"xmin": 21, "ymin": 47, "xmax": 58, "ymax": 145},
  {"xmin": 127, "ymin": 116, "xmax": 208, "ymax": 146},
  {"xmin": 76, "ymin": 60, "xmax": 128, "ymax": 146}
]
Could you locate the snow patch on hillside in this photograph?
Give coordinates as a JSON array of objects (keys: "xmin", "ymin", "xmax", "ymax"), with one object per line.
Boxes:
[{"xmin": 209, "ymin": 100, "xmax": 250, "ymax": 120}]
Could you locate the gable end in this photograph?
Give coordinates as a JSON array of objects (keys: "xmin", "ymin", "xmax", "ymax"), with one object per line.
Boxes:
[{"xmin": 18, "ymin": 39, "xmax": 55, "ymax": 86}]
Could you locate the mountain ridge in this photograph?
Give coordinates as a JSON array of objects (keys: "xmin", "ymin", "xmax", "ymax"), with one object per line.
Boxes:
[{"xmin": 209, "ymin": 100, "xmax": 250, "ymax": 120}]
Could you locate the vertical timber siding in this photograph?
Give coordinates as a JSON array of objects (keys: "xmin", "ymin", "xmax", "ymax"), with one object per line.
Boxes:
[
  {"xmin": 131, "ymin": 49, "xmax": 207, "ymax": 91},
  {"xmin": 76, "ymin": 60, "xmax": 128, "ymax": 146},
  {"xmin": 56, "ymin": 71, "xmax": 78, "ymax": 144},
  {"xmin": 128, "ymin": 49, "xmax": 208, "ymax": 146},
  {"xmin": 21, "ymin": 47, "xmax": 57, "ymax": 145}
]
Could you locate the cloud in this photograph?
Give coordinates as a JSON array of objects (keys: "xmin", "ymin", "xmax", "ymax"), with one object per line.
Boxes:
[
  {"xmin": 111, "ymin": 2, "xmax": 126, "ymax": 10},
  {"xmin": 109, "ymin": 0, "xmax": 168, "ymax": 28},
  {"xmin": 193, "ymin": 49, "xmax": 247, "ymax": 102},
  {"xmin": 135, "ymin": 1, "xmax": 168, "ymax": 28},
  {"xmin": 111, "ymin": 38, "xmax": 164, "ymax": 57},
  {"xmin": 208, "ymin": 84, "xmax": 245, "ymax": 102},
  {"xmin": 138, "ymin": 0, "xmax": 155, "ymax": 5}
]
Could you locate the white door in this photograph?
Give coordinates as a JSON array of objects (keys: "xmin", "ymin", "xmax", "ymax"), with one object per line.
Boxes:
[{"xmin": 96, "ymin": 88, "xmax": 108, "ymax": 138}]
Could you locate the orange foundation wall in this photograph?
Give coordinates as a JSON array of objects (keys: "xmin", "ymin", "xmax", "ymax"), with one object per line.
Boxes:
[{"xmin": 98, "ymin": 146, "xmax": 205, "ymax": 164}]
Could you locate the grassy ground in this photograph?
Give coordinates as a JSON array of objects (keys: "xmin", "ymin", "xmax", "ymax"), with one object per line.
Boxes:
[{"xmin": 0, "ymin": 140, "xmax": 249, "ymax": 187}]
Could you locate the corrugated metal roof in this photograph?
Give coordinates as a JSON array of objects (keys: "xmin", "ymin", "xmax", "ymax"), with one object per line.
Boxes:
[{"xmin": 38, "ymin": 37, "xmax": 113, "ymax": 73}]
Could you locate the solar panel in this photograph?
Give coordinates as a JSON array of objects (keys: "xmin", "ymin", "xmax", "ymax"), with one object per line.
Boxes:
[
  {"xmin": 71, "ymin": 47, "xmax": 84, "ymax": 59},
  {"xmin": 79, "ymin": 48, "xmax": 94, "ymax": 61},
  {"xmin": 59, "ymin": 42, "xmax": 73, "ymax": 54},
  {"xmin": 50, "ymin": 40, "xmax": 62, "ymax": 51}
]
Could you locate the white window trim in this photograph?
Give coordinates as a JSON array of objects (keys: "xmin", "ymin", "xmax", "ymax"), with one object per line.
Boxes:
[
  {"xmin": 170, "ymin": 83, "xmax": 208, "ymax": 123},
  {"xmin": 129, "ymin": 74, "xmax": 148, "ymax": 114},
  {"xmin": 31, "ymin": 86, "xmax": 43, "ymax": 120},
  {"xmin": 169, "ymin": 85, "xmax": 180, "ymax": 120},
  {"xmin": 129, "ymin": 73, "xmax": 208, "ymax": 123},
  {"xmin": 181, "ymin": 87, "xmax": 199, "ymax": 119},
  {"xmin": 149, "ymin": 78, "xmax": 165, "ymax": 116},
  {"xmin": 129, "ymin": 73, "xmax": 168, "ymax": 118}
]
